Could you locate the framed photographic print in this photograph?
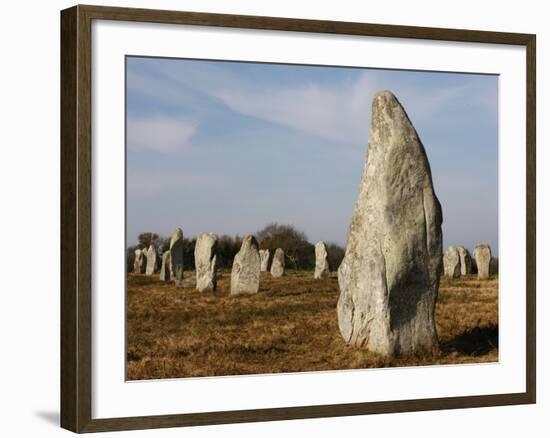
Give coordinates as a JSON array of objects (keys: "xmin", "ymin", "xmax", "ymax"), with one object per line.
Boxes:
[{"xmin": 60, "ymin": 4, "xmax": 536, "ymax": 433}]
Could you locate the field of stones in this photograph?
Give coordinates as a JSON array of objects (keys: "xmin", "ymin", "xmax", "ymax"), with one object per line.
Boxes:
[
  {"xmin": 126, "ymin": 90, "xmax": 499, "ymax": 379},
  {"xmin": 127, "ymin": 269, "xmax": 498, "ymax": 380}
]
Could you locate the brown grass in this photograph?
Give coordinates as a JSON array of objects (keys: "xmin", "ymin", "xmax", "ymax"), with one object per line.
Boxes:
[{"xmin": 127, "ymin": 272, "xmax": 498, "ymax": 380}]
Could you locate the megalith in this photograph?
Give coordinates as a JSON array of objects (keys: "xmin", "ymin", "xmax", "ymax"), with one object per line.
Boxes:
[
  {"xmin": 443, "ymin": 245, "xmax": 461, "ymax": 278},
  {"xmin": 314, "ymin": 241, "xmax": 330, "ymax": 279},
  {"xmin": 133, "ymin": 248, "xmax": 142, "ymax": 273},
  {"xmin": 195, "ymin": 233, "xmax": 218, "ymax": 292},
  {"xmin": 474, "ymin": 244, "xmax": 492, "ymax": 280},
  {"xmin": 145, "ymin": 245, "xmax": 158, "ymax": 276},
  {"xmin": 337, "ymin": 90, "xmax": 443, "ymax": 357},
  {"xmin": 170, "ymin": 228, "xmax": 185, "ymax": 287},
  {"xmin": 270, "ymin": 248, "xmax": 285, "ymax": 277},
  {"xmin": 230, "ymin": 235, "xmax": 261, "ymax": 295}
]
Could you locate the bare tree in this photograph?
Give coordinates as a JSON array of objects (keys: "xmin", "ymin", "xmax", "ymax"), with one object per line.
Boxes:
[{"xmin": 256, "ymin": 223, "xmax": 314, "ymax": 270}]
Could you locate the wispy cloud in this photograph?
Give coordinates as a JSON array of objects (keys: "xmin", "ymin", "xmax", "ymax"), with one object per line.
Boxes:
[
  {"xmin": 143, "ymin": 61, "xmax": 376, "ymax": 144},
  {"xmin": 139, "ymin": 60, "xmax": 494, "ymax": 146},
  {"xmin": 127, "ymin": 171, "xmax": 222, "ymax": 199},
  {"xmin": 127, "ymin": 116, "xmax": 197, "ymax": 152},
  {"xmin": 213, "ymin": 77, "xmax": 376, "ymax": 144},
  {"xmin": 210, "ymin": 73, "xmax": 489, "ymax": 146}
]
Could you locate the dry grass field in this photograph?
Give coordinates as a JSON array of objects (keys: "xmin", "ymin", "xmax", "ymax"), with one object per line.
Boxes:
[{"xmin": 127, "ymin": 272, "xmax": 498, "ymax": 380}]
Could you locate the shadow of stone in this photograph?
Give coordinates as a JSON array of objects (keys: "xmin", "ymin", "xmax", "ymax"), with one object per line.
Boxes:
[
  {"xmin": 34, "ymin": 411, "xmax": 59, "ymax": 427},
  {"xmin": 441, "ymin": 324, "xmax": 498, "ymax": 356}
]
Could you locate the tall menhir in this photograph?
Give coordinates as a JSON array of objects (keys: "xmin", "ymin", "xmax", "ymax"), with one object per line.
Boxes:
[{"xmin": 337, "ymin": 90, "xmax": 443, "ymax": 357}]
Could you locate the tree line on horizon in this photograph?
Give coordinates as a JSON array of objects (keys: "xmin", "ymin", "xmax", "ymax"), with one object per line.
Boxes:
[{"xmin": 126, "ymin": 223, "xmax": 346, "ymax": 273}]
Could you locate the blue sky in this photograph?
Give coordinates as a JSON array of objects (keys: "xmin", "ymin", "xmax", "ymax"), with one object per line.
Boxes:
[{"xmin": 126, "ymin": 57, "xmax": 499, "ymax": 255}]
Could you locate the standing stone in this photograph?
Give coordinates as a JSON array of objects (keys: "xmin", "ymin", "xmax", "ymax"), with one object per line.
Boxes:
[
  {"xmin": 259, "ymin": 249, "xmax": 270, "ymax": 272},
  {"xmin": 443, "ymin": 245, "xmax": 461, "ymax": 278},
  {"xmin": 474, "ymin": 244, "xmax": 492, "ymax": 280},
  {"xmin": 457, "ymin": 246, "xmax": 472, "ymax": 276},
  {"xmin": 337, "ymin": 90, "xmax": 442, "ymax": 357},
  {"xmin": 139, "ymin": 249, "xmax": 147, "ymax": 274},
  {"xmin": 159, "ymin": 251, "xmax": 172, "ymax": 281},
  {"xmin": 195, "ymin": 233, "xmax": 218, "ymax": 292},
  {"xmin": 314, "ymin": 241, "xmax": 330, "ymax": 279},
  {"xmin": 133, "ymin": 248, "xmax": 142, "ymax": 273},
  {"xmin": 270, "ymin": 248, "xmax": 285, "ymax": 277},
  {"xmin": 145, "ymin": 245, "xmax": 158, "ymax": 276},
  {"xmin": 230, "ymin": 235, "xmax": 261, "ymax": 295},
  {"xmin": 170, "ymin": 228, "xmax": 185, "ymax": 287}
]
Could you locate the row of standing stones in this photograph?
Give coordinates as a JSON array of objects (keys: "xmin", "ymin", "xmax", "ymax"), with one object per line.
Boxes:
[
  {"xmin": 133, "ymin": 234, "xmax": 331, "ymax": 293},
  {"xmin": 131, "ymin": 91, "xmax": 493, "ymax": 359},
  {"xmin": 443, "ymin": 244, "xmax": 496, "ymax": 280}
]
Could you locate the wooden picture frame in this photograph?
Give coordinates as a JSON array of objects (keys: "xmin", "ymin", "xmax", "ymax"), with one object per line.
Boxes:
[{"xmin": 61, "ymin": 4, "xmax": 536, "ymax": 433}]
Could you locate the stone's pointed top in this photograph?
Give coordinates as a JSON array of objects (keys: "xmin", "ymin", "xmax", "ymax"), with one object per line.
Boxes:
[
  {"xmin": 197, "ymin": 232, "xmax": 217, "ymax": 242},
  {"xmin": 315, "ymin": 241, "xmax": 328, "ymax": 257},
  {"xmin": 242, "ymin": 234, "xmax": 259, "ymax": 249},
  {"xmin": 366, "ymin": 89, "xmax": 437, "ymax": 204},
  {"xmin": 370, "ymin": 89, "xmax": 420, "ymax": 151},
  {"xmin": 476, "ymin": 243, "xmax": 491, "ymax": 248},
  {"xmin": 372, "ymin": 89, "xmax": 398, "ymax": 103},
  {"xmin": 169, "ymin": 228, "xmax": 184, "ymax": 249},
  {"xmin": 371, "ymin": 90, "xmax": 404, "ymax": 116}
]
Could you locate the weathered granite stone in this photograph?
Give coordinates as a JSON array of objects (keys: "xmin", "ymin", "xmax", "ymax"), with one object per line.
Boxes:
[
  {"xmin": 133, "ymin": 249, "xmax": 142, "ymax": 273},
  {"xmin": 337, "ymin": 90, "xmax": 442, "ymax": 357},
  {"xmin": 159, "ymin": 251, "xmax": 172, "ymax": 281},
  {"xmin": 145, "ymin": 245, "xmax": 158, "ymax": 276},
  {"xmin": 443, "ymin": 245, "xmax": 461, "ymax": 278},
  {"xmin": 270, "ymin": 248, "xmax": 285, "ymax": 277},
  {"xmin": 170, "ymin": 228, "xmax": 185, "ymax": 287},
  {"xmin": 457, "ymin": 246, "xmax": 472, "ymax": 276},
  {"xmin": 195, "ymin": 233, "xmax": 218, "ymax": 292},
  {"xmin": 474, "ymin": 244, "xmax": 492, "ymax": 280},
  {"xmin": 230, "ymin": 235, "xmax": 261, "ymax": 295},
  {"xmin": 314, "ymin": 241, "xmax": 330, "ymax": 279},
  {"xmin": 259, "ymin": 249, "xmax": 270, "ymax": 272}
]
